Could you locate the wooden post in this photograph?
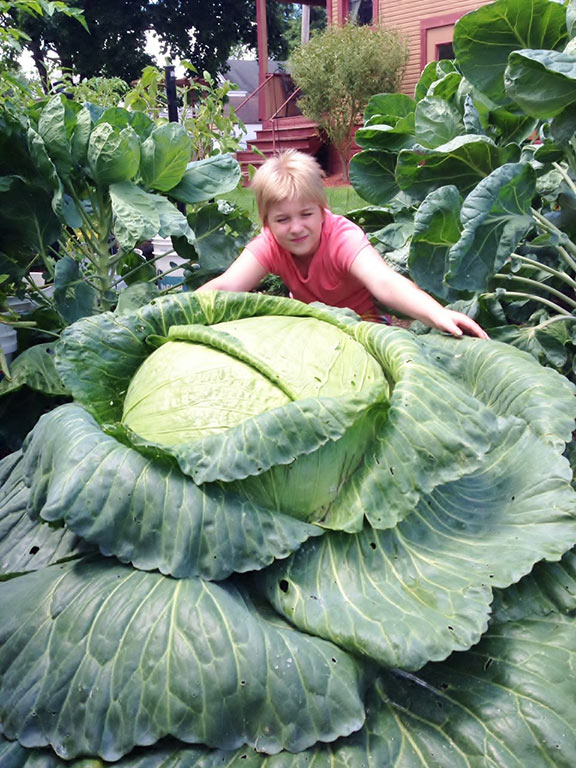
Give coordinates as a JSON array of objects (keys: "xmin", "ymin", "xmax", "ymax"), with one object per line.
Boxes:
[
  {"xmin": 256, "ymin": 0, "xmax": 268, "ymax": 121},
  {"xmin": 301, "ymin": 4, "xmax": 310, "ymax": 43}
]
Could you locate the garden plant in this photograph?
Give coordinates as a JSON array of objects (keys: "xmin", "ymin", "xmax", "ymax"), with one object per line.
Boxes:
[
  {"xmin": 0, "ymin": 291, "xmax": 576, "ymax": 766},
  {"xmin": 2, "ymin": 0, "xmax": 576, "ymax": 765},
  {"xmin": 0, "ymin": 83, "xmax": 254, "ymax": 451},
  {"xmin": 289, "ymin": 21, "xmax": 408, "ymax": 181},
  {"xmin": 350, "ymin": 0, "xmax": 576, "ymax": 384}
]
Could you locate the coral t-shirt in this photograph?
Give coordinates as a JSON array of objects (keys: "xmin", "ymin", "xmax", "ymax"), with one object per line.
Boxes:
[{"xmin": 245, "ymin": 210, "xmax": 382, "ymax": 321}]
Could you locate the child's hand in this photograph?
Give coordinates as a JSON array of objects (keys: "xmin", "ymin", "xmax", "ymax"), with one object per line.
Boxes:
[{"xmin": 431, "ymin": 308, "xmax": 490, "ymax": 339}]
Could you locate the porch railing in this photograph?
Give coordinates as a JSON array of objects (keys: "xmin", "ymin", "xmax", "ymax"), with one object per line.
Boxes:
[{"xmin": 234, "ymin": 73, "xmax": 304, "ymax": 152}]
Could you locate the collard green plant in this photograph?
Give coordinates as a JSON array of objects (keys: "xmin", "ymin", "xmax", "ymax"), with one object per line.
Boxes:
[
  {"xmin": 1, "ymin": 291, "xmax": 576, "ymax": 766},
  {"xmin": 349, "ymin": 0, "xmax": 576, "ymax": 382}
]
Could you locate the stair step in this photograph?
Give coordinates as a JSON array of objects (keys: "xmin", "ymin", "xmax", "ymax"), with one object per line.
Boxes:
[
  {"xmin": 249, "ymin": 138, "xmax": 322, "ymax": 154},
  {"xmin": 237, "ymin": 117, "xmax": 326, "ymax": 184},
  {"xmin": 254, "ymin": 128, "xmax": 322, "ymax": 142}
]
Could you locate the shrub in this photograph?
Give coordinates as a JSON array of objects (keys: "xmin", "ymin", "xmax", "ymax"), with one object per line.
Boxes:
[{"xmin": 290, "ymin": 22, "xmax": 408, "ymax": 179}]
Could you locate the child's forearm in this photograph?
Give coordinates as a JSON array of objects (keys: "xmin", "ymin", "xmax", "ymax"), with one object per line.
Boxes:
[
  {"xmin": 350, "ymin": 246, "xmax": 488, "ymax": 338},
  {"xmin": 376, "ymin": 274, "xmax": 488, "ymax": 338}
]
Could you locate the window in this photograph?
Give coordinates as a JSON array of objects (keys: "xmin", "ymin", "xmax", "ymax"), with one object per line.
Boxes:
[
  {"xmin": 349, "ymin": 0, "xmax": 372, "ymax": 25},
  {"xmin": 338, "ymin": 0, "xmax": 378, "ymax": 26},
  {"xmin": 420, "ymin": 12, "xmax": 462, "ymax": 70},
  {"xmin": 436, "ymin": 42, "xmax": 455, "ymax": 61}
]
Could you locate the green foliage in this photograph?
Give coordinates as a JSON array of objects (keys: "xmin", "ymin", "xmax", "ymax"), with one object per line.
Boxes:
[
  {"xmin": 0, "ymin": 0, "xmax": 86, "ymax": 67},
  {"xmin": 57, "ymin": 72, "xmax": 130, "ymax": 107},
  {"xmin": 15, "ymin": 0, "xmax": 292, "ymax": 85},
  {"xmin": 124, "ymin": 63, "xmax": 247, "ymax": 160},
  {"xmin": 1, "ymin": 292, "xmax": 576, "ymax": 764},
  {"xmin": 0, "ymin": 92, "xmax": 245, "ymax": 426},
  {"xmin": 349, "ymin": 0, "xmax": 576, "ymax": 383},
  {"xmin": 280, "ymin": 3, "xmax": 327, "ymax": 55},
  {"xmin": 290, "ymin": 22, "xmax": 408, "ymax": 179}
]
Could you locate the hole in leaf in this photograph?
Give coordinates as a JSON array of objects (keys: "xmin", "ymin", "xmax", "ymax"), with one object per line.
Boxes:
[
  {"xmin": 369, "ymin": 542, "xmax": 376, "ymax": 550},
  {"xmin": 279, "ymin": 579, "xmax": 289, "ymax": 593},
  {"xmin": 29, "ymin": 546, "xmax": 40, "ymax": 555}
]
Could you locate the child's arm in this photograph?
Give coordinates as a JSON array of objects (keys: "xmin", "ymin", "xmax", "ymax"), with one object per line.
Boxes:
[
  {"xmin": 196, "ymin": 248, "xmax": 269, "ymax": 293},
  {"xmin": 350, "ymin": 245, "xmax": 489, "ymax": 339}
]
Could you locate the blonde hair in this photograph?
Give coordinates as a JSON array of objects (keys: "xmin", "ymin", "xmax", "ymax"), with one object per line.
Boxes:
[{"xmin": 250, "ymin": 149, "xmax": 328, "ymax": 223}]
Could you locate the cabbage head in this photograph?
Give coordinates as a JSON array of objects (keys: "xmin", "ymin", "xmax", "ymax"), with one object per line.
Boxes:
[{"xmin": 1, "ymin": 291, "xmax": 576, "ymax": 767}]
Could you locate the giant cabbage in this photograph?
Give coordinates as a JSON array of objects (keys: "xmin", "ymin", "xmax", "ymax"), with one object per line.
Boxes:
[{"xmin": 1, "ymin": 291, "xmax": 576, "ymax": 767}]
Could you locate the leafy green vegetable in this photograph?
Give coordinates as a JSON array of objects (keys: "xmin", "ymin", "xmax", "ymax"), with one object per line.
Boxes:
[{"xmin": 1, "ymin": 291, "xmax": 575, "ymax": 765}]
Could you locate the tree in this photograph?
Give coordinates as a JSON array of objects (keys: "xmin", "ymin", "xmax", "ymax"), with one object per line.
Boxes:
[
  {"xmin": 281, "ymin": 3, "xmax": 326, "ymax": 56},
  {"xmin": 17, "ymin": 0, "xmax": 295, "ymax": 87},
  {"xmin": 290, "ymin": 22, "xmax": 408, "ymax": 180},
  {"xmin": 17, "ymin": 0, "xmax": 155, "ymax": 86},
  {"xmin": 0, "ymin": 0, "xmax": 86, "ymax": 78}
]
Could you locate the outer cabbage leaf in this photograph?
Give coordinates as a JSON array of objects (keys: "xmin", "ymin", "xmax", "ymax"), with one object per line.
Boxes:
[
  {"xmin": 87, "ymin": 123, "xmax": 140, "ymax": 186},
  {"xmin": 348, "ymin": 150, "xmax": 399, "ymax": 206},
  {"xmin": 445, "ymin": 163, "xmax": 536, "ymax": 291},
  {"xmin": 0, "ymin": 452, "xmax": 91, "ymax": 576},
  {"xmin": 0, "ymin": 343, "xmax": 69, "ymax": 397},
  {"xmin": 492, "ymin": 548, "xmax": 576, "ymax": 623},
  {"xmin": 18, "ymin": 404, "xmax": 322, "ymax": 580},
  {"xmin": 36, "ymin": 95, "xmax": 78, "ymax": 178},
  {"xmin": 408, "ymin": 185, "xmax": 464, "ymax": 302},
  {"xmin": 0, "ymin": 557, "xmax": 367, "ymax": 761},
  {"xmin": 264, "ymin": 421, "xmax": 576, "ymax": 669},
  {"xmin": 317, "ymin": 326, "xmax": 502, "ymax": 531},
  {"xmin": 139, "ymin": 123, "xmax": 192, "ymax": 192},
  {"xmin": 109, "ymin": 182, "xmax": 195, "ymax": 250},
  {"xmin": 418, "ymin": 333, "xmax": 576, "ymax": 450},
  {"xmin": 413, "ymin": 97, "xmax": 465, "ymax": 149},
  {"xmin": 2, "ymin": 612, "xmax": 575, "ymax": 767}
]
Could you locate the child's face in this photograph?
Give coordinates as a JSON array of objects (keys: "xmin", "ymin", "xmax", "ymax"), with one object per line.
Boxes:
[{"xmin": 266, "ymin": 199, "xmax": 324, "ymax": 259}]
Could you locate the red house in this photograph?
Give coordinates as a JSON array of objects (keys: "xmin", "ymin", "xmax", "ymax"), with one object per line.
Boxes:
[{"xmin": 237, "ymin": 0, "xmax": 491, "ymax": 177}]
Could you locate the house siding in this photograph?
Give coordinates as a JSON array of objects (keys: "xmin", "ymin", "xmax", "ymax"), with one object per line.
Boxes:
[{"xmin": 377, "ymin": 0, "xmax": 492, "ymax": 95}]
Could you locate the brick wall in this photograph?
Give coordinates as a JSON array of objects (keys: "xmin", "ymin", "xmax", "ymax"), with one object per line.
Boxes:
[{"xmin": 377, "ymin": 0, "xmax": 492, "ymax": 96}]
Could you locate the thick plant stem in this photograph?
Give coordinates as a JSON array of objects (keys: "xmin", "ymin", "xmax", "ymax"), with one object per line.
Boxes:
[
  {"xmin": 92, "ymin": 188, "xmax": 116, "ymax": 311},
  {"xmin": 487, "ymin": 290, "xmax": 573, "ymax": 316},
  {"xmin": 535, "ymin": 314, "xmax": 576, "ymax": 331},
  {"xmin": 494, "ymin": 273, "xmax": 576, "ymax": 310},
  {"xmin": 552, "ymin": 162, "xmax": 576, "ymax": 198},
  {"xmin": 512, "ymin": 254, "xmax": 576, "ymax": 291},
  {"xmin": 531, "ymin": 208, "xmax": 576, "ymax": 269}
]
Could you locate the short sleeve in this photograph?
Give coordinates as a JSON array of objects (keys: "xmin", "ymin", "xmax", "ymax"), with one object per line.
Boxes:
[
  {"xmin": 244, "ymin": 229, "xmax": 277, "ymax": 272},
  {"xmin": 326, "ymin": 214, "xmax": 370, "ymax": 273}
]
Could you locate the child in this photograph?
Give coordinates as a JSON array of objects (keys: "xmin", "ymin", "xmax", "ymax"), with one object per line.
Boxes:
[{"xmin": 197, "ymin": 150, "xmax": 488, "ymax": 339}]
